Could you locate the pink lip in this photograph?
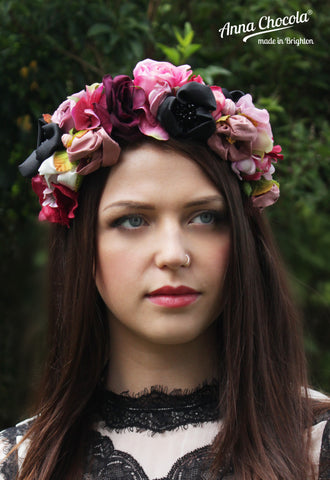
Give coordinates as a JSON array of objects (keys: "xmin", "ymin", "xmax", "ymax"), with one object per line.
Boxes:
[{"xmin": 146, "ymin": 285, "xmax": 200, "ymax": 308}]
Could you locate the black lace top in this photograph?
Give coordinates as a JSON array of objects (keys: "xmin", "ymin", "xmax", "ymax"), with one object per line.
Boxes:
[
  {"xmin": 0, "ymin": 385, "xmax": 329, "ymax": 479},
  {"xmin": 98, "ymin": 383, "xmax": 219, "ymax": 432}
]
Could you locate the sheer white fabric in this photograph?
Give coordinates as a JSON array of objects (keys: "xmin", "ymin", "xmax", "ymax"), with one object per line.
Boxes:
[
  {"xmin": 97, "ymin": 420, "xmax": 221, "ymax": 478},
  {"xmin": 0, "ymin": 387, "xmax": 329, "ymax": 479}
]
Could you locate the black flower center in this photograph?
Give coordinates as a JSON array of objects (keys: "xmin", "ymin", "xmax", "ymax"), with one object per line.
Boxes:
[{"xmin": 172, "ymin": 102, "xmax": 198, "ymax": 130}]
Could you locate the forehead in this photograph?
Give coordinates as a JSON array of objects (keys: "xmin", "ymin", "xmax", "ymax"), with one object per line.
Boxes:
[{"xmin": 99, "ymin": 143, "xmax": 223, "ymax": 204}]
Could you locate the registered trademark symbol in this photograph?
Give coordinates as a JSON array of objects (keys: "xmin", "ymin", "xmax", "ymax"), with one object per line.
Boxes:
[{"xmin": 307, "ymin": 9, "xmax": 313, "ymax": 15}]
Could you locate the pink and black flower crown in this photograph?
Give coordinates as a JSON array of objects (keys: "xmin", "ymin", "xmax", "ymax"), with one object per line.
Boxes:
[{"xmin": 19, "ymin": 58, "xmax": 283, "ymax": 226}]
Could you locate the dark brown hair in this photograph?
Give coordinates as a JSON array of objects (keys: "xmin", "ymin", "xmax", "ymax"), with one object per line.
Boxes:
[{"xmin": 15, "ymin": 139, "xmax": 328, "ymax": 479}]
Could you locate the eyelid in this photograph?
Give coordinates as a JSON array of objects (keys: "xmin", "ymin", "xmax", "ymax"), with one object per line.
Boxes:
[
  {"xmin": 108, "ymin": 208, "xmax": 228, "ymax": 229},
  {"xmin": 189, "ymin": 209, "xmax": 226, "ymax": 223},
  {"xmin": 111, "ymin": 213, "xmax": 148, "ymax": 229}
]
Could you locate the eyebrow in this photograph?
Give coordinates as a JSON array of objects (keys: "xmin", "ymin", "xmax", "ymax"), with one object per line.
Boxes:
[
  {"xmin": 183, "ymin": 195, "xmax": 226, "ymax": 208},
  {"xmin": 101, "ymin": 196, "xmax": 225, "ymax": 212}
]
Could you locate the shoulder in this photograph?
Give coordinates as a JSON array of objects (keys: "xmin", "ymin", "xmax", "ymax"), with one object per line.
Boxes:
[
  {"xmin": 308, "ymin": 389, "xmax": 330, "ymax": 479},
  {"xmin": 0, "ymin": 418, "xmax": 33, "ymax": 480},
  {"xmin": 313, "ymin": 412, "xmax": 330, "ymax": 479}
]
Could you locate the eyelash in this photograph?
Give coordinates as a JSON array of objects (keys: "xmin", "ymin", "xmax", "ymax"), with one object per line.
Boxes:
[
  {"xmin": 110, "ymin": 210, "xmax": 227, "ymax": 230},
  {"xmin": 111, "ymin": 215, "xmax": 147, "ymax": 229}
]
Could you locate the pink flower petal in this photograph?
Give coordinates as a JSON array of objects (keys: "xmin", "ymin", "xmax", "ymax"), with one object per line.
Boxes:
[
  {"xmin": 210, "ymin": 86, "xmax": 226, "ymax": 120},
  {"xmin": 252, "ymin": 184, "xmax": 280, "ymax": 209}
]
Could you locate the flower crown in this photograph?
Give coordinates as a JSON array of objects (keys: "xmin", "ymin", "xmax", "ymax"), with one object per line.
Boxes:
[{"xmin": 19, "ymin": 58, "xmax": 282, "ymax": 226}]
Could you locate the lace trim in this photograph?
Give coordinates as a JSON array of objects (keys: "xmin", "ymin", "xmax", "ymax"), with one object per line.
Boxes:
[
  {"xmin": 85, "ymin": 430, "xmax": 226, "ymax": 479},
  {"xmin": 0, "ymin": 421, "xmax": 31, "ymax": 479},
  {"xmin": 319, "ymin": 419, "xmax": 330, "ymax": 479},
  {"xmin": 97, "ymin": 382, "xmax": 220, "ymax": 433}
]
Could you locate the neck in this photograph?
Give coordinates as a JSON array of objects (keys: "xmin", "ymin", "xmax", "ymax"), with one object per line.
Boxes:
[{"xmin": 106, "ymin": 321, "xmax": 218, "ymax": 394}]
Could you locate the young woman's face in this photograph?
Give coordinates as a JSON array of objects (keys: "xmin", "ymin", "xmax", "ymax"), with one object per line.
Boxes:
[{"xmin": 95, "ymin": 143, "xmax": 231, "ymax": 346}]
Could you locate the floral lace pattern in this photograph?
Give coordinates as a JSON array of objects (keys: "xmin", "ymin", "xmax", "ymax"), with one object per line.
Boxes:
[
  {"xmin": 96, "ymin": 383, "xmax": 220, "ymax": 433},
  {"xmin": 0, "ymin": 387, "xmax": 329, "ymax": 480},
  {"xmin": 0, "ymin": 420, "xmax": 31, "ymax": 480},
  {"xmin": 84, "ymin": 430, "xmax": 221, "ymax": 480},
  {"xmin": 319, "ymin": 418, "xmax": 330, "ymax": 479}
]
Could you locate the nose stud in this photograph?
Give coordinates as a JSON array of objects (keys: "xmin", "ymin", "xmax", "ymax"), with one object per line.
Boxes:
[{"xmin": 183, "ymin": 254, "xmax": 191, "ymax": 267}]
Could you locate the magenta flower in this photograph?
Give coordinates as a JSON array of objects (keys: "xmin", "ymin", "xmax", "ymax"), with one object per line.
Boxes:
[
  {"xmin": 71, "ymin": 84, "xmax": 106, "ymax": 131},
  {"xmin": 265, "ymin": 144, "xmax": 283, "ymax": 162},
  {"xmin": 32, "ymin": 175, "xmax": 79, "ymax": 227},
  {"xmin": 188, "ymin": 74, "xmax": 204, "ymax": 84},
  {"xmin": 210, "ymin": 86, "xmax": 226, "ymax": 121}
]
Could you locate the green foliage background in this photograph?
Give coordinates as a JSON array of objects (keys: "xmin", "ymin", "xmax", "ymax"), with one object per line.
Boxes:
[{"xmin": 0, "ymin": 0, "xmax": 329, "ymax": 429}]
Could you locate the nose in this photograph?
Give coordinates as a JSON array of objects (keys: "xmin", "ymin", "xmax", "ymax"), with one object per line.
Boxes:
[{"xmin": 154, "ymin": 221, "xmax": 189, "ymax": 270}]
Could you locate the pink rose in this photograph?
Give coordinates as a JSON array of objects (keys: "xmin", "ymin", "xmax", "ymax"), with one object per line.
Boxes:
[
  {"xmin": 133, "ymin": 59, "xmax": 193, "ymax": 113},
  {"xmin": 51, "ymin": 89, "xmax": 84, "ymax": 132},
  {"xmin": 235, "ymin": 94, "xmax": 273, "ymax": 152},
  {"xmin": 51, "ymin": 99, "xmax": 75, "ymax": 132},
  {"xmin": 71, "ymin": 84, "xmax": 107, "ymax": 131},
  {"xmin": 133, "ymin": 59, "xmax": 193, "ymax": 139},
  {"xmin": 32, "ymin": 175, "xmax": 79, "ymax": 227}
]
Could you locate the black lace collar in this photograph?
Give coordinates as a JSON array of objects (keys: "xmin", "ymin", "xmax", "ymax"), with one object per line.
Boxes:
[{"xmin": 96, "ymin": 383, "xmax": 220, "ymax": 433}]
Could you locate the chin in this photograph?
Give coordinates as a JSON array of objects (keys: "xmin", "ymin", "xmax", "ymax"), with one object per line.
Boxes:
[{"xmin": 141, "ymin": 322, "xmax": 215, "ymax": 347}]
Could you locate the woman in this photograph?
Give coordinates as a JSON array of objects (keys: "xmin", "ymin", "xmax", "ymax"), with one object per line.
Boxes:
[{"xmin": 0, "ymin": 59, "xmax": 329, "ymax": 479}]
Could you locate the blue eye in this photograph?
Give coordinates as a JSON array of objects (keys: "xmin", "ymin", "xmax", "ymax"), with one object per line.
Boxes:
[
  {"xmin": 191, "ymin": 212, "xmax": 215, "ymax": 224},
  {"xmin": 115, "ymin": 215, "xmax": 145, "ymax": 229}
]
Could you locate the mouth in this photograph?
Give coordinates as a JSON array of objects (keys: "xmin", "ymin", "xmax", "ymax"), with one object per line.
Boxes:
[{"xmin": 146, "ymin": 285, "xmax": 201, "ymax": 308}]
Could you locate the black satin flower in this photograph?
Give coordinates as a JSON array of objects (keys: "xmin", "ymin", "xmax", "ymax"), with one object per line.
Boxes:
[
  {"xmin": 157, "ymin": 82, "xmax": 217, "ymax": 141},
  {"xmin": 221, "ymin": 88, "xmax": 245, "ymax": 102},
  {"xmin": 18, "ymin": 118, "xmax": 63, "ymax": 178}
]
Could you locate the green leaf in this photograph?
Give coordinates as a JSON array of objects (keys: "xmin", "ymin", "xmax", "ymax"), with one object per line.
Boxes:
[
  {"xmin": 173, "ymin": 27, "xmax": 185, "ymax": 45},
  {"xmin": 87, "ymin": 23, "xmax": 112, "ymax": 37},
  {"xmin": 181, "ymin": 44, "xmax": 201, "ymax": 61},
  {"xmin": 156, "ymin": 43, "xmax": 181, "ymax": 65},
  {"xmin": 193, "ymin": 65, "xmax": 231, "ymax": 84}
]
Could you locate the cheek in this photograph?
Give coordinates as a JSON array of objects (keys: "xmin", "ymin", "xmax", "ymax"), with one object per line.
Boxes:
[
  {"xmin": 205, "ymin": 233, "xmax": 230, "ymax": 272},
  {"xmin": 216, "ymin": 236, "xmax": 231, "ymax": 273},
  {"xmin": 95, "ymin": 243, "xmax": 140, "ymax": 308},
  {"xmin": 201, "ymin": 234, "xmax": 231, "ymax": 297}
]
